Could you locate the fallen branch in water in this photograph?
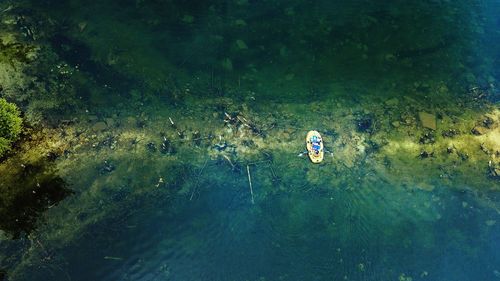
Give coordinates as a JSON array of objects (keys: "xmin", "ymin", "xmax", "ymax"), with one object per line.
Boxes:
[
  {"xmin": 222, "ymin": 154, "xmax": 235, "ymax": 169},
  {"xmin": 104, "ymin": 256, "xmax": 123, "ymax": 261},
  {"xmin": 246, "ymin": 165, "xmax": 255, "ymax": 204},
  {"xmin": 190, "ymin": 158, "xmax": 209, "ymax": 201}
]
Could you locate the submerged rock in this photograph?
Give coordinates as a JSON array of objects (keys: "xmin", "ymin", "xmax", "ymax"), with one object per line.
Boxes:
[
  {"xmin": 235, "ymin": 39, "xmax": 248, "ymax": 50},
  {"xmin": 471, "ymin": 115, "xmax": 496, "ymax": 135},
  {"xmin": 489, "ymin": 160, "xmax": 500, "ymax": 179},
  {"xmin": 419, "ymin": 132, "xmax": 435, "ymax": 144},
  {"xmin": 146, "ymin": 142, "xmax": 156, "ymax": 152},
  {"xmin": 482, "ymin": 116, "xmax": 495, "ymax": 128},
  {"xmin": 192, "ymin": 131, "xmax": 202, "ymax": 146},
  {"xmin": 442, "ymin": 129, "xmax": 459, "ymax": 138},
  {"xmin": 356, "ymin": 114, "xmax": 375, "ymax": 133},
  {"xmin": 105, "ymin": 118, "xmax": 116, "ymax": 128},
  {"xmin": 457, "ymin": 150, "xmax": 469, "ymax": 161},
  {"xmin": 160, "ymin": 137, "xmax": 176, "ymax": 155},
  {"xmin": 214, "ymin": 141, "xmax": 228, "ymax": 151},
  {"xmin": 100, "ymin": 160, "xmax": 115, "ymax": 174},
  {"xmin": 385, "ymin": 98, "xmax": 399, "ymax": 107},
  {"xmin": 92, "ymin": 121, "xmax": 107, "ymax": 132},
  {"xmin": 419, "ymin": 151, "xmax": 434, "ymax": 159},
  {"xmin": 418, "ymin": 112, "xmax": 436, "ymax": 130},
  {"xmin": 471, "ymin": 126, "xmax": 488, "ymax": 135},
  {"xmin": 485, "ymin": 220, "xmax": 496, "ymax": 226}
]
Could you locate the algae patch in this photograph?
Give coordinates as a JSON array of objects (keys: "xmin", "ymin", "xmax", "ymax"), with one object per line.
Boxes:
[{"xmin": 0, "ymin": 98, "xmax": 22, "ymax": 157}]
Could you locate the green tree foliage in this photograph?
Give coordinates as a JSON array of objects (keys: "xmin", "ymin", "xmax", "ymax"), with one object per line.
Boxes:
[{"xmin": 0, "ymin": 98, "xmax": 22, "ymax": 157}]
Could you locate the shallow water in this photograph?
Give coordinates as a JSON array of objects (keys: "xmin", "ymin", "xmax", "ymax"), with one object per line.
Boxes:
[{"xmin": 1, "ymin": 0, "xmax": 500, "ymax": 280}]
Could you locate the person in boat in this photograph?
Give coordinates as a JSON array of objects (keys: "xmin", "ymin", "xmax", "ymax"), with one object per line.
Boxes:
[
  {"xmin": 310, "ymin": 135, "xmax": 322, "ymax": 156},
  {"xmin": 298, "ymin": 131, "xmax": 332, "ymax": 158}
]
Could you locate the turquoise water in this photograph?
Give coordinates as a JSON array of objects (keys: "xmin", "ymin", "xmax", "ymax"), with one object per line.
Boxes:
[
  {"xmin": 16, "ymin": 162, "xmax": 500, "ymax": 280},
  {"xmin": 1, "ymin": 0, "xmax": 500, "ymax": 280}
]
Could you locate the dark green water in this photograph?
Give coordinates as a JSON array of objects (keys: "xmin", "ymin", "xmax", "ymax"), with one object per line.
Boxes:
[
  {"xmin": 1, "ymin": 0, "xmax": 500, "ymax": 280},
  {"xmin": 28, "ymin": 0, "xmax": 499, "ymax": 102}
]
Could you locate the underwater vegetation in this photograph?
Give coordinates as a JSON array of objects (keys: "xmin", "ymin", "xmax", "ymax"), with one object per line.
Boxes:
[
  {"xmin": 0, "ymin": 0, "xmax": 498, "ymax": 280},
  {"xmin": 0, "ymin": 98, "xmax": 22, "ymax": 158}
]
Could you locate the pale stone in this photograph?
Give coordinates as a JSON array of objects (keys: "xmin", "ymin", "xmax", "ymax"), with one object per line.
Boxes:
[
  {"xmin": 385, "ymin": 54, "xmax": 396, "ymax": 61},
  {"xmin": 78, "ymin": 22, "xmax": 87, "ymax": 32},
  {"xmin": 222, "ymin": 58, "xmax": 233, "ymax": 71},
  {"xmin": 236, "ymin": 39, "xmax": 248, "ymax": 49},
  {"xmin": 385, "ymin": 98, "xmax": 399, "ymax": 106},
  {"xmin": 485, "ymin": 220, "xmax": 496, "ymax": 226},
  {"xmin": 92, "ymin": 122, "xmax": 107, "ymax": 131},
  {"xmin": 234, "ymin": 19, "xmax": 246, "ymax": 26},
  {"xmin": 418, "ymin": 112, "xmax": 436, "ymax": 130},
  {"xmin": 471, "ymin": 126, "xmax": 488, "ymax": 135},
  {"xmin": 124, "ymin": 117, "xmax": 137, "ymax": 127},
  {"xmin": 105, "ymin": 118, "xmax": 115, "ymax": 127}
]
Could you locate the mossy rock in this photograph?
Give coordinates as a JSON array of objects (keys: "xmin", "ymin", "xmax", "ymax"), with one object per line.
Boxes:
[{"xmin": 0, "ymin": 98, "xmax": 22, "ymax": 157}]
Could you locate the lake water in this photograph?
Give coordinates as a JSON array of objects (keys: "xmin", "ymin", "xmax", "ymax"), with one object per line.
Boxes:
[
  {"xmin": 1, "ymin": 0, "xmax": 499, "ymax": 280},
  {"xmin": 15, "ymin": 160, "xmax": 500, "ymax": 281}
]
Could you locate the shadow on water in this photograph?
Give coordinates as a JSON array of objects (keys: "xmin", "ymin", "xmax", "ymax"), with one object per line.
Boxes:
[
  {"xmin": 0, "ymin": 161, "xmax": 72, "ymax": 239},
  {"xmin": 0, "ymin": 155, "xmax": 72, "ymax": 280}
]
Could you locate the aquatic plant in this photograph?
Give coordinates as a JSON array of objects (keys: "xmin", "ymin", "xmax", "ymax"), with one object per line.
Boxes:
[{"xmin": 0, "ymin": 98, "xmax": 22, "ymax": 157}]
